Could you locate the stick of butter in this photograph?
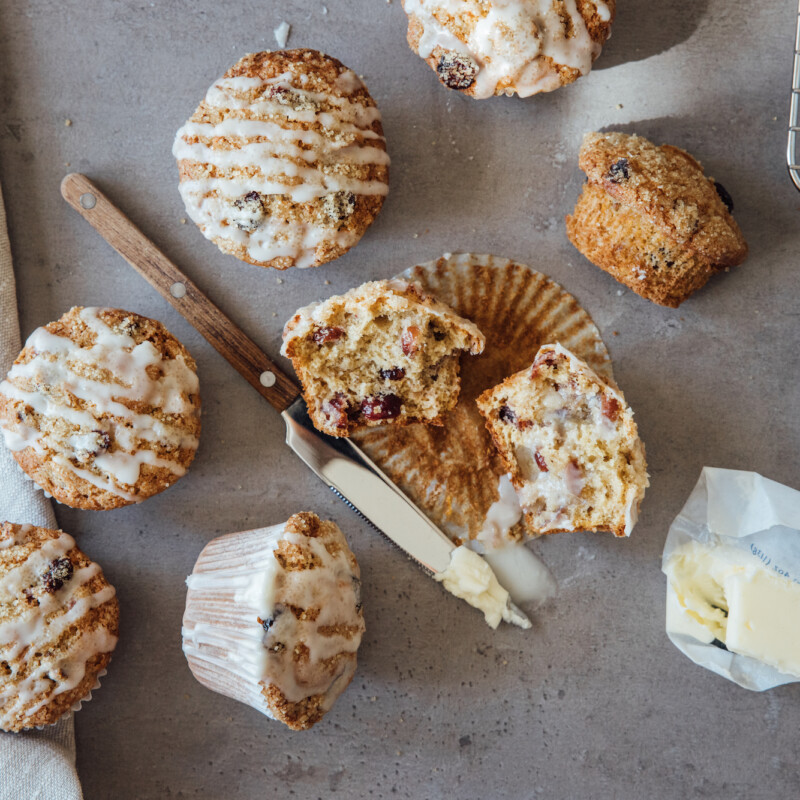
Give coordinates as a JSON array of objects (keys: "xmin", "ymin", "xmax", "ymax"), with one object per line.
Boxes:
[
  {"xmin": 724, "ymin": 569, "xmax": 800, "ymax": 677},
  {"xmin": 665, "ymin": 540, "xmax": 800, "ymax": 679}
]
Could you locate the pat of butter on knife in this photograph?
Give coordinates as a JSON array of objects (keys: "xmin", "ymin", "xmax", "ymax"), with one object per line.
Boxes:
[{"xmin": 435, "ymin": 546, "xmax": 532, "ymax": 629}]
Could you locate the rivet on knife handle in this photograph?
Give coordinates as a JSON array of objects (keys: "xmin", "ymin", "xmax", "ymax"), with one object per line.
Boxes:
[{"xmin": 60, "ymin": 173, "xmax": 300, "ymax": 412}]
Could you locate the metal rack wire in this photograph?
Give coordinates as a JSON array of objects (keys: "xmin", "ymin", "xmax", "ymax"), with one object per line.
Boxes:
[{"xmin": 788, "ymin": 0, "xmax": 800, "ymax": 190}]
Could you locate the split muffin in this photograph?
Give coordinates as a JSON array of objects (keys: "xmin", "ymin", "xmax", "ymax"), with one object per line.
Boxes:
[
  {"xmin": 477, "ymin": 343, "xmax": 648, "ymax": 537},
  {"xmin": 281, "ymin": 279, "xmax": 485, "ymax": 437}
]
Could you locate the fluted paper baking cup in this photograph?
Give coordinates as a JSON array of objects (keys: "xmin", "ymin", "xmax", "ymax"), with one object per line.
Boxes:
[
  {"xmin": 352, "ymin": 253, "xmax": 613, "ymax": 546},
  {"xmin": 32, "ymin": 666, "xmax": 109, "ymax": 730}
]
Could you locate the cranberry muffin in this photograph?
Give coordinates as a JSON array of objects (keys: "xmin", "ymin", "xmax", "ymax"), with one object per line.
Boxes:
[
  {"xmin": 281, "ymin": 279, "xmax": 485, "ymax": 437},
  {"xmin": 0, "ymin": 522, "xmax": 119, "ymax": 731},
  {"xmin": 182, "ymin": 512, "xmax": 365, "ymax": 730},
  {"xmin": 402, "ymin": 0, "xmax": 615, "ymax": 98},
  {"xmin": 0, "ymin": 307, "xmax": 201, "ymax": 510},
  {"xmin": 173, "ymin": 49, "xmax": 390, "ymax": 269},
  {"xmin": 477, "ymin": 343, "xmax": 648, "ymax": 537},
  {"xmin": 566, "ymin": 132, "xmax": 748, "ymax": 307}
]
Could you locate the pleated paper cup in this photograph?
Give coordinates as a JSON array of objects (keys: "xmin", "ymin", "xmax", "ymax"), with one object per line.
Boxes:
[
  {"xmin": 353, "ymin": 253, "xmax": 613, "ymax": 547},
  {"xmin": 181, "ymin": 513, "xmax": 365, "ymax": 731}
]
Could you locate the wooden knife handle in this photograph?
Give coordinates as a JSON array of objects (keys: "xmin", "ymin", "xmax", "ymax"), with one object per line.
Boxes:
[{"xmin": 60, "ymin": 173, "xmax": 300, "ymax": 413}]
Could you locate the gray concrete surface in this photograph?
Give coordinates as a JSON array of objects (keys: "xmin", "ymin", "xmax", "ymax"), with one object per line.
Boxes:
[{"xmin": 1, "ymin": 1, "xmax": 799, "ymax": 798}]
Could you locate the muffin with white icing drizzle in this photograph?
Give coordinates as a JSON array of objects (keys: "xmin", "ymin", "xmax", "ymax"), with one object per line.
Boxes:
[
  {"xmin": 182, "ymin": 512, "xmax": 365, "ymax": 730},
  {"xmin": 0, "ymin": 522, "xmax": 119, "ymax": 732},
  {"xmin": 281, "ymin": 279, "xmax": 485, "ymax": 437},
  {"xmin": 173, "ymin": 49, "xmax": 390, "ymax": 269},
  {"xmin": 477, "ymin": 343, "xmax": 648, "ymax": 537},
  {"xmin": 0, "ymin": 307, "xmax": 201, "ymax": 510},
  {"xmin": 402, "ymin": 0, "xmax": 615, "ymax": 99}
]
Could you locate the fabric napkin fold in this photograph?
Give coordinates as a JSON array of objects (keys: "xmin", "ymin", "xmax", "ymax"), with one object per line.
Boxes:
[{"xmin": 0, "ymin": 181, "xmax": 83, "ymax": 800}]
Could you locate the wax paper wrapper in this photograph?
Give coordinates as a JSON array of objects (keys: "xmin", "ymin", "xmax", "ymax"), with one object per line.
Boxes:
[{"xmin": 662, "ymin": 467, "xmax": 800, "ymax": 691}]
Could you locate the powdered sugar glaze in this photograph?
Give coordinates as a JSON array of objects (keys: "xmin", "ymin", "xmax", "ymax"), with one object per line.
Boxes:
[
  {"xmin": 405, "ymin": 0, "xmax": 611, "ymax": 98},
  {"xmin": 182, "ymin": 517, "xmax": 364, "ymax": 720}
]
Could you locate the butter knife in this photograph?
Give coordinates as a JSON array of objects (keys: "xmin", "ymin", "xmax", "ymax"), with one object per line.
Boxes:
[{"xmin": 60, "ymin": 173, "xmax": 530, "ymax": 629}]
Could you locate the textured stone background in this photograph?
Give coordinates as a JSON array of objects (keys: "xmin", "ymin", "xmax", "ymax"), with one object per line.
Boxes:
[{"xmin": 1, "ymin": 1, "xmax": 799, "ymax": 798}]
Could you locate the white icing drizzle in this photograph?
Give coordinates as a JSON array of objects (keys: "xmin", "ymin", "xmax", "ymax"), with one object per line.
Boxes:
[
  {"xmin": 182, "ymin": 517, "xmax": 364, "ymax": 718},
  {"xmin": 0, "ymin": 529, "xmax": 118, "ymax": 727},
  {"xmin": 173, "ymin": 67, "xmax": 390, "ymax": 268},
  {"xmin": 0, "ymin": 308, "xmax": 200, "ymax": 502},
  {"xmin": 404, "ymin": 0, "xmax": 608, "ymax": 98},
  {"xmin": 475, "ymin": 474, "xmax": 523, "ymax": 549}
]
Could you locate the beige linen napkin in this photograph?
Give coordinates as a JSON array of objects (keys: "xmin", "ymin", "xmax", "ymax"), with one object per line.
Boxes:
[{"xmin": 0, "ymin": 183, "xmax": 83, "ymax": 799}]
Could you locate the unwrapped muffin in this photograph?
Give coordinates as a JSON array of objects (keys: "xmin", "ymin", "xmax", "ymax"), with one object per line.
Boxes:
[
  {"xmin": 476, "ymin": 343, "xmax": 648, "ymax": 537},
  {"xmin": 173, "ymin": 49, "xmax": 389, "ymax": 269},
  {"xmin": 182, "ymin": 512, "xmax": 365, "ymax": 730},
  {"xmin": 0, "ymin": 522, "xmax": 119, "ymax": 732},
  {"xmin": 281, "ymin": 279, "xmax": 485, "ymax": 437},
  {"xmin": 402, "ymin": 0, "xmax": 615, "ymax": 98},
  {"xmin": 0, "ymin": 307, "xmax": 201, "ymax": 510},
  {"xmin": 566, "ymin": 131, "xmax": 748, "ymax": 307}
]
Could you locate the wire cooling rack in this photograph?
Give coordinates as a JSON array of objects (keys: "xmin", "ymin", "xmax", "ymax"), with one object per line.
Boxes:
[{"xmin": 788, "ymin": 0, "xmax": 800, "ymax": 189}]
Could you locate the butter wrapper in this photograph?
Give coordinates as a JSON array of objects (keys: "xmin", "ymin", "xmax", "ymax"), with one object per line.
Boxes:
[{"xmin": 662, "ymin": 467, "xmax": 800, "ymax": 691}]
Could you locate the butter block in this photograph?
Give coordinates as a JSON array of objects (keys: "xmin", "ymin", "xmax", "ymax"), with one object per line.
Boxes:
[
  {"xmin": 666, "ymin": 540, "xmax": 800, "ymax": 679},
  {"xmin": 724, "ymin": 570, "xmax": 800, "ymax": 677}
]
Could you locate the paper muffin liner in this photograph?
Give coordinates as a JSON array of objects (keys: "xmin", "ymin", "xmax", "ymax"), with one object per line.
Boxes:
[
  {"xmin": 182, "ymin": 516, "xmax": 364, "ymax": 728},
  {"xmin": 31, "ymin": 667, "xmax": 109, "ymax": 731},
  {"xmin": 181, "ymin": 523, "xmax": 287, "ymax": 721},
  {"xmin": 352, "ymin": 253, "xmax": 613, "ymax": 547}
]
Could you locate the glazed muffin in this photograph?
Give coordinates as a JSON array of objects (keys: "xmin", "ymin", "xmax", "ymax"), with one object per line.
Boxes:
[
  {"xmin": 281, "ymin": 279, "xmax": 485, "ymax": 437},
  {"xmin": 476, "ymin": 344, "xmax": 648, "ymax": 537},
  {"xmin": 0, "ymin": 522, "xmax": 119, "ymax": 732},
  {"xmin": 566, "ymin": 132, "xmax": 748, "ymax": 307},
  {"xmin": 182, "ymin": 512, "xmax": 365, "ymax": 730},
  {"xmin": 402, "ymin": 0, "xmax": 615, "ymax": 98},
  {"xmin": 0, "ymin": 307, "xmax": 201, "ymax": 510},
  {"xmin": 173, "ymin": 49, "xmax": 390, "ymax": 269}
]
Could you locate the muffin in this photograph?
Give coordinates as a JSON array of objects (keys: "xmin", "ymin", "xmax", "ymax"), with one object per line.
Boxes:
[
  {"xmin": 182, "ymin": 512, "xmax": 365, "ymax": 730},
  {"xmin": 281, "ymin": 279, "xmax": 485, "ymax": 437},
  {"xmin": 0, "ymin": 521, "xmax": 119, "ymax": 732},
  {"xmin": 566, "ymin": 132, "xmax": 748, "ymax": 307},
  {"xmin": 0, "ymin": 307, "xmax": 201, "ymax": 510},
  {"xmin": 476, "ymin": 343, "xmax": 648, "ymax": 537},
  {"xmin": 351, "ymin": 253, "xmax": 615, "ymax": 548},
  {"xmin": 402, "ymin": 0, "xmax": 615, "ymax": 98},
  {"xmin": 173, "ymin": 49, "xmax": 390, "ymax": 270}
]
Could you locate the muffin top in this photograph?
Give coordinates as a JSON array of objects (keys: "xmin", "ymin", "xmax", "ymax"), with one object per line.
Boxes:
[
  {"xmin": 0, "ymin": 307, "xmax": 201, "ymax": 510},
  {"xmin": 579, "ymin": 132, "xmax": 748, "ymax": 266},
  {"xmin": 403, "ymin": 0, "xmax": 615, "ymax": 98},
  {"xmin": 173, "ymin": 49, "xmax": 390, "ymax": 269},
  {"xmin": 0, "ymin": 522, "xmax": 119, "ymax": 731}
]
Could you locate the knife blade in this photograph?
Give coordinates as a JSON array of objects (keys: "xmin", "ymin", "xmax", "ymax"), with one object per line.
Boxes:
[{"xmin": 59, "ymin": 172, "xmax": 530, "ymax": 628}]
